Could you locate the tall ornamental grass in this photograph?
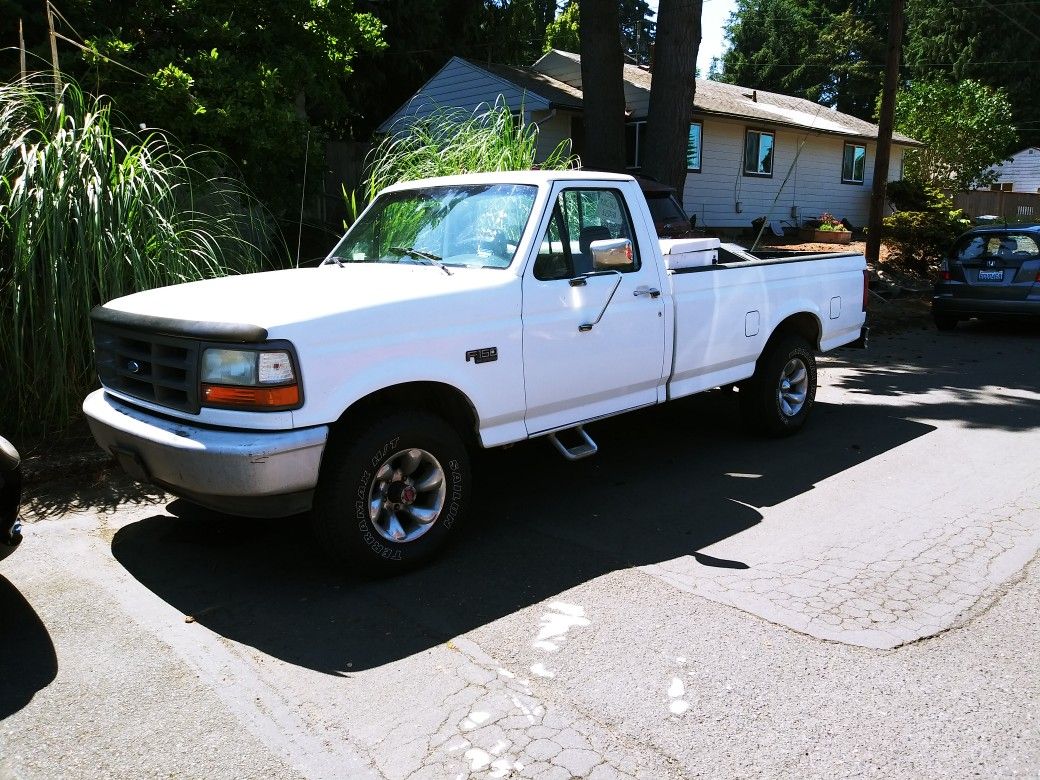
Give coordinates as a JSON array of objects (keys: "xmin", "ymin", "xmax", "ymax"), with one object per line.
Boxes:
[
  {"xmin": 363, "ymin": 99, "xmax": 578, "ymax": 202},
  {"xmin": 0, "ymin": 77, "xmax": 280, "ymax": 434}
]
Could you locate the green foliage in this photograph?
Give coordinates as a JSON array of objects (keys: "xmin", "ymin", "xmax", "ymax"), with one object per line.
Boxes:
[
  {"xmin": 0, "ymin": 77, "xmax": 278, "ymax": 433},
  {"xmin": 817, "ymin": 212, "xmax": 844, "ymax": 230},
  {"xmin": 363, "ymin": 100, "xmax": 578, "ymax": 202},
  {"xmin": 15, "ymin": 0, "xmax": 388, "ymax": 215},
  {"xmin": 545, "ymin": 3, "xmax": 581, "ymax": 52},
  {"xmin": 905, "ymin": 0, "xmax": 1040, "ymax": 150},
  {"xmin": 719, "ymin": 0, "xmax": 885, "ymax": 120},
  {"xmin": 879, "ymin": 188, "xmax": 971, "ymax": 276},
  {"xmin": 884, "ymin": 179, "xmax": 931, "ymax": 211},
  {"xmin": 892, "ymin": 78, "xmax": 1018, "ymax": 192}
]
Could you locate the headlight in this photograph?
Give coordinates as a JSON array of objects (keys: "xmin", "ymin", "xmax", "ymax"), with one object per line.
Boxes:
[{"xmin": 200, "ymin": 347, "xmax": 300, "ymax": 410}]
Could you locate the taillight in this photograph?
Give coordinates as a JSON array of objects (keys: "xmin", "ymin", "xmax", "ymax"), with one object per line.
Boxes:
[
  {"xmin": 862, "ymin": 269, "xmax": 869, "ymax": 312},
  {"xmin": 1035, "ymin": 270, "xmax": 1040, "ymax": 283},
  {"xmin": 939, "ymin": 258, "xmax": 951, "ymax": 281}
]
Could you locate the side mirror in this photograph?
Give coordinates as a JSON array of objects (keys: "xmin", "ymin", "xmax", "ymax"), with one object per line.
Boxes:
[{"xmin": 589, "ymin": 238, "xmax": 633, "ymax": 271}]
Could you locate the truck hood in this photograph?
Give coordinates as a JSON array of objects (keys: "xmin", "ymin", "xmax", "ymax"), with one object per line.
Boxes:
[{"xmin": 101, "ymin": 264, "xmax": 513, "ymax": 332}]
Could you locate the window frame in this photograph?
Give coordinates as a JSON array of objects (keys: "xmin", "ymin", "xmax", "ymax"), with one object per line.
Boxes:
[
  {"xmin": 532, "ymin": 186, "xmax": 643, "ymax": 281},
  {"xmin": 743, "ymin": 128, "xmax": 775, "ymax": 178},
  {"xmin": 687, "ymin": 121, "xmax": 703, "ymax": 173},
  {"xmin": 841, "ymin": 142, "xmax": 867, "ymax": 185},
  {"xmin": 625, "ymin": 120, "xmax": 647, "ymax": 170}
]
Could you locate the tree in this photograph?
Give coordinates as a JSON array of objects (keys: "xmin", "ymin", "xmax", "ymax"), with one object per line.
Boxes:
[
  {"xmin": 718, "ymin": 0, "xmax": 885, "ymax": 120},
  {"xmin": 578, "ymin": 0, "xmax": 626, "ymax": 171},
  {"xmin": 904, "ymin": 0, "xmax": 1040, "ymax": 149},
  {"xmin": 892, "ymin": 78, "xmax": 1018, "ymax": 191},
  {"xmin": 545, "ymin": 2, "xmax": 580, "ymax": 51},
  {"xmin": 641, "ymin": 0, "xmax": 702, "ymax": 192},
  {"xmin": 3, "ymin": 0, "xmax": 386, "ymax": 215}
]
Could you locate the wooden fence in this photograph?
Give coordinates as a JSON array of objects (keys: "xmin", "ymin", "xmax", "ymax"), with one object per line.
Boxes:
[{"xmin": 954, "ymin": 191, "xmax": 1040, "ymax": 223}]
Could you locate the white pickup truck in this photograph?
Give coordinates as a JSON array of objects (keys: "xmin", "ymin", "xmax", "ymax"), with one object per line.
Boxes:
[{"xmin": 84, "ymin": 170, "xmax": 868, "ymax": 572}]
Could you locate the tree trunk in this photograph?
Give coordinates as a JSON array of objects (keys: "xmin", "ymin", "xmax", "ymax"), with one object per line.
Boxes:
[
  {"xmin": 641, "ymin": 0, "xmax": 702, "ymax": 193},
  {"xmin": 579, "ymin": 0, "xmax": 626, "ymax": 172}
]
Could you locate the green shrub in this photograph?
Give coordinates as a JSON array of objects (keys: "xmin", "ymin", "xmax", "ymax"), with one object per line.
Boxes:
[
  {"xmin": 0, "ymin": 77, "xmax": 281, "ymax": 434},
  {"xmin": 879, "ymin": 188, "xmax": 970, "ymax": 276}
]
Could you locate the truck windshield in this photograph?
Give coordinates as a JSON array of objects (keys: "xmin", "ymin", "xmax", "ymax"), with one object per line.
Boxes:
[{"xmin": 327, "ymin": 184, "xmax": 538, "ymax": 270}]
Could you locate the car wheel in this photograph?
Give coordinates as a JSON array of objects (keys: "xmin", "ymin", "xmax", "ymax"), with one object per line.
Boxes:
[
  {"xmin": 312, "ymin": 410, "xmax": 470, "ymax": 575},
  {"xmin": 739, "ymin": 335, "xmax": 817, "ymax": 437},
  {"xmin": 933, "ymin": 313, "xmax": 959, "ymax": 331}
]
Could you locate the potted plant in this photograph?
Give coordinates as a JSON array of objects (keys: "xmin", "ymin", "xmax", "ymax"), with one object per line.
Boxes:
[{"xmin": 800, "ymin": 213, "xmax": 853, "ymax": 244}]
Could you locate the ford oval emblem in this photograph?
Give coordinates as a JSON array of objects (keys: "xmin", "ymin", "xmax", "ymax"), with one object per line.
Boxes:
[{"xmin": 126, "ymin": 360, "xmax": 140, "ymax": 374}]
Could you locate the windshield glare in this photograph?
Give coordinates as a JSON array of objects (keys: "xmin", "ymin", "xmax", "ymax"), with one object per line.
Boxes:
[{"xmin": 328, "ymin": 184, "xmax": 538, "ymax": 270}]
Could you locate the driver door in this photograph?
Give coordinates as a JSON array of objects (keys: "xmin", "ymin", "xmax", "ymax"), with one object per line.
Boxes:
[{"xmin": 522, "ymin": 185, "xmax": 667, "ymax": 434}]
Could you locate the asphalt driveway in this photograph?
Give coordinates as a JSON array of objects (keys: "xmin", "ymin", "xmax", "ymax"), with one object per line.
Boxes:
[{"xmin": 1, "ymin": 319, "xmax": 1038, "ymax": 779}]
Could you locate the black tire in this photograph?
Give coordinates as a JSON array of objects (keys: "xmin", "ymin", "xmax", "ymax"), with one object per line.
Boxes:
[
  {"xmin": 312, "ymin": 409, "xmax": 470, "ymax": 575},
  {"xmin": 739, "ymin": 334, "xmax": 817, "ymax": 437},
  {"xmin": 933, "ymin": 313, "xmax": 959, "ymax": 331}
]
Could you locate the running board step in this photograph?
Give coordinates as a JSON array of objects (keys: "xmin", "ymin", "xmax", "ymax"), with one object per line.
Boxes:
[{"xmin": 548, "ymin": 426, "xmax": 599, "ymax": 461}]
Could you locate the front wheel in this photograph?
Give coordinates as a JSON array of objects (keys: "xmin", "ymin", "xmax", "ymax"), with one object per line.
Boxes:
[
  {"xmin": 312, "ymin": 410, "xmax": 470, "ymax": 575},
  {"xmin": 739, "ymin": 335, "xmax": 818, "ymax": 437},
  {"xmin": 933, "ymin": 313, "xmax": 959, "ymax": 331}
]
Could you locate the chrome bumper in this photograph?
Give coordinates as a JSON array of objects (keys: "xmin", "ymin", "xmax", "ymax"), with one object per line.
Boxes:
[{"xmin": 83, "ymin": 389, "xmax": 328, "ymax": 518}]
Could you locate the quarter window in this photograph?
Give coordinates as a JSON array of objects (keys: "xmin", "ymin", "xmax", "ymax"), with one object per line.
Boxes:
[
  {"xmin": 743, "ymin": 129, "xmax": 774, "ymax": 177},
  {"xmin": 842, "ymin": 143, "xmax": 866, "ymax": 184}
]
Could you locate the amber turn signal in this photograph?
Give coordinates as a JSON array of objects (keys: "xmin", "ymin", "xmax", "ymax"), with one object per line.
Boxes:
[{"xmin": 202, "ymin": 383, "xmax": 299, "ymax": 409}]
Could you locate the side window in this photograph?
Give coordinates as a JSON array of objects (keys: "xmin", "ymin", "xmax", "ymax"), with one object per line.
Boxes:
[
  {"xmin": 559, "ymin": 189, "xmax": 640, "ymax": 276},
  {"xmin": 533, "ymin": 206, "xmax": 571, "ymax": 281}
]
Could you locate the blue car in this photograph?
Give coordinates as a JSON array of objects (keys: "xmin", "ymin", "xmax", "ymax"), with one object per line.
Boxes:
[
  {"xmin": 932, "ymin": 224, "xmax": 1040, "ymax": 330},
  {"xmin": 0, "ymin": 436, "xmax": 23, "ymax": 562}
]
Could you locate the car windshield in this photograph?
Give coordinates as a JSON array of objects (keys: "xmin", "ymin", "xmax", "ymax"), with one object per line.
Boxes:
[
  {"xmin": 954, "ymin": 233, "xmax": 1040, "ymax": 261},
  {"xmin": 327, "ymin": 184, "xmax": 538, "ymax": 270}
]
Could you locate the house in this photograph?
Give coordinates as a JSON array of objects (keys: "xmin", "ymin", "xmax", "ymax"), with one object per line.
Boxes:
[
  {"xmin": 379, "ymin": 50, "xmax": 922, "ymax": 230},
  {"xmin": 976, "ymin": 147, "xmax": 1040, "ymax": 193}
]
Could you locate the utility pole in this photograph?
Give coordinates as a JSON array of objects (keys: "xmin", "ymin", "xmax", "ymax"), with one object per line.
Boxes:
[
  {"xmin": 865, "ymin": 0, "xmax": 904, "ymax": 268},
  {"xmin": 46, "ymin": 1, "xmax": 62, "ymax": 97}
]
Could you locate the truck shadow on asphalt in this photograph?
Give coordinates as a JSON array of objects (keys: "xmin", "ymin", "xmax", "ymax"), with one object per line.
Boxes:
[
  {"xmin": 0, "ymin": 576, "xmax": 58, "ymax": 718},
  {"xmin": 111, "ymin": 391, "xmax": 935, "ymax": 675}
]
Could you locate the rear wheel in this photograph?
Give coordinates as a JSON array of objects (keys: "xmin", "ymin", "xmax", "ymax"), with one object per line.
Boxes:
[
  {"xmin": 739, "ymin": 335, "xmax": 817, "ymax": 437},
  {"xmin": 933, "ymin": 313, "xmax": 959, "ymax": 331},
  {"xmin": 312, "ymin": 410, "xmax": 470, "ymax": 575}
]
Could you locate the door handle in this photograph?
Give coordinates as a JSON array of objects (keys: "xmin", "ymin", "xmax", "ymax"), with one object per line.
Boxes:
[{"xmin": 633, "ymin": 286, "xmax": 661, "ymax": 299}]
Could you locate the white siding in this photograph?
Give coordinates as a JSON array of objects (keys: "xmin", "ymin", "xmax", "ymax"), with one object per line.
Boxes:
[
  {"xmin": 682, "ymin": 116, "xmax": 907, "ymax": 229},
  {"xmin": 380, "ymin": 57, "xmax": 549, "ymax": 131},
  {"xmin": 980, "ymin": 147, "xmax": 1040, "ymax": 193},
  {"xmin": 530, "ymin": 110, "xmax": 577, "ymax": 161}
]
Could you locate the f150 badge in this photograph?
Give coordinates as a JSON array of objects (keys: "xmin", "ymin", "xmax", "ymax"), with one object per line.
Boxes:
[{"xmin": 465, "ymin": 347, "xmax": 498, "ymax": 364}]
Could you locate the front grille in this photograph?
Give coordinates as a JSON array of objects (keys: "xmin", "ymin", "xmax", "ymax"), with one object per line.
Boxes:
[{"xmin": 93, "ymin": 324, "xmax": 200, "ymax": 413}]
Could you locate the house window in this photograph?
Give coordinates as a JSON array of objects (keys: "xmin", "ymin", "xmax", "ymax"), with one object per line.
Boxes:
[
  {"xmin": 687, "ymin": 122, "xmax": 702, "ymax": 172},
  {"xmin": 1002, "ymin": 182, "xmax": 1014, "ymax": 192},
  {"xmin": 842, "ymin": 143, "xmax": 866, "ymax": 184},
  {"xmin": 743, "ymin": 129, "xmax": 774, "ymax": 177},
  {"xmin": 990, "ymin": 183, "xmax": 1002, "ymax": 192},
  {"xmin": 625, "ymin": 121, "xmax": 647, "ymax": 169}
]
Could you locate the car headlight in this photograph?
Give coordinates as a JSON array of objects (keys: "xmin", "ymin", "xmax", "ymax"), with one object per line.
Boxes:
[{"xmin": 200, "ymin": 347, "xmax": 300, "ymax": 410}]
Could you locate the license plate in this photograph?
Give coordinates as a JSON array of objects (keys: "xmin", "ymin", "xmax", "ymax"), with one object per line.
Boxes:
[{"xmin": 977, "ymin": 269, "xmax": 1003, "ymax": 281}]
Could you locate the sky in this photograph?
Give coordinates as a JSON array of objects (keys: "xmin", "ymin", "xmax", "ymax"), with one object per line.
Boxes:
[{"xmin": 645, "ymin": 0, "xmax": 737, "ymax": 76}]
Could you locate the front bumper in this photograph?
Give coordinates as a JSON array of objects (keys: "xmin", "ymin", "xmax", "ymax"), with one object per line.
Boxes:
[{"xmin": 83, "ymin": 389, "xmax": 328, "ymax": 518}]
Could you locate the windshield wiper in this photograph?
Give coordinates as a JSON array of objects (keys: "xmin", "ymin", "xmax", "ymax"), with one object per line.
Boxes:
[{"xmin": 389, "ymin": 246, "xmax": 452, "ymax": 276}]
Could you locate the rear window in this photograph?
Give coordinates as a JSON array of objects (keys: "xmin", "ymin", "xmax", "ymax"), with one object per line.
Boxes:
[
  {"xmin": 645, "ymin": 194, "xmax": 688, "ymax": 224},
  {"xmin": 955, "ymin": 233, "xmax": 1040, "ymax": 261}
]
